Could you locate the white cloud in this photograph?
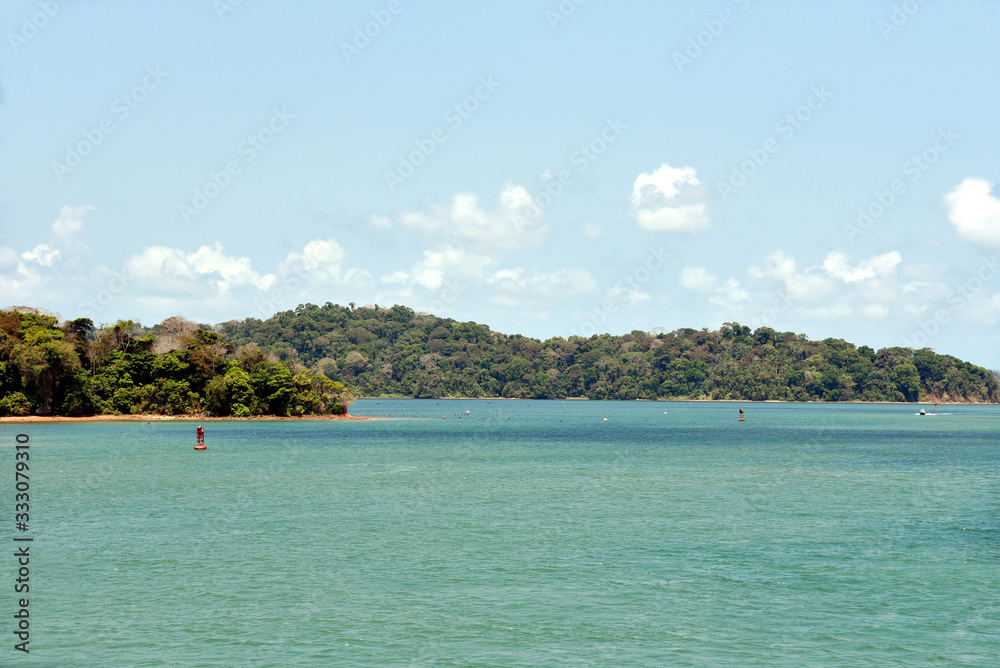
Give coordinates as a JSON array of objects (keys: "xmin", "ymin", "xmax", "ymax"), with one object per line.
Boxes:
[
  {"xmin": 410, "ymin": 245, "xmax": 494, "ymax": 290},
  {"xmin": 52, "ymin": 204, "xmax": 94, "ymax": 238},
  {"xmin": 629, "ymin": 163, "xmax": 709, "ymax": 233},
  {"xmin": 276, "ymin": 238, "xmax": 356, "ymax": 287},
  {"xmin": 902, "ymin": 280, "xmax": 932, "ymax": 294},
  {"xmin": 709, "ymin": 278, "xmax": 748, "ymax": 309},
  {"xmin": 489, "ymin": 267, "xmax": 597, "ymax": 298},
  {"xmin": 822, "ymin": 250, "xmax": 901, "ymax": 283},
  {"xmin": 945, "ymin": 177, "xmax": 1000, "ymax": 247},
  {"xmin": 191, "ymin": 244, "xmax": 277, "ymax": 291},
  {"xmin": 400, "ymin": 182, "xmax": 548, "ymax": 250},
  {"xmin": 125, "ymin": 243, "xmax": 275, "ymax": 295},
  {"xmin": 302, "ymin": 238, "xmax": 345, "ymax": 269},
  {"xmin": 679, "ymin": 266, "xmax": 718, "ymax": 292},
  {"xmin": 748, "ymin": 250, "xmax": 835, "ymax": 304},
  {"xmin": 21, "ymin": 244, "xmax": 59, "ymax": 267},
  {"xmin": 862, "ymin": 304, "xmax": 889, "ymax": 319},
  {"xmin": 786, "ymin": 273, "xmax": 836, "ymax": 303},
  {"xmin": 124, "ymin": 238, "xmax": 357, "ymax": 301},
  {"xmin": 605, "ymin": 282, "xmax": 651, "ymax": 307},
  {"xmin": 380, "ymin": 270, "xmax": 409, "ymax": 285},
  {"xmin": 748, "ymin": 250, "xmax": 796, "ymax": 281},
  {"xmin": 370, "ymin": 214, "xmax": 393, "ymax": 230}
]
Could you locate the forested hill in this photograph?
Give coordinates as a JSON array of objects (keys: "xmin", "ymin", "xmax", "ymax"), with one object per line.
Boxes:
[
  {"xmin": 1, "ymin": 304, "xmax": 996, "ymax": 417},
  {"xmin": 216, "ymin": 303, "xmax": 999, "ymax": 404}
]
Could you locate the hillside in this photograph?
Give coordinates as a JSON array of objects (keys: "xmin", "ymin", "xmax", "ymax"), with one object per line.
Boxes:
[
  {"xmin": 2, "ymin": 303, "xmax": 997, "ymax": 418},
  {"xmin": 216, "ymin": 303, "xmax": 999, "ymax": 404}
]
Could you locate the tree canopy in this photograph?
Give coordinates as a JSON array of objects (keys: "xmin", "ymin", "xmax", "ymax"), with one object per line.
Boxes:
[
  {"xmin": 2, "ymin": 304, "xmax": 996, "ymax": 417},
  {"xmin": 0, "ymin": 309, "xmax": 351, "ymax": 417},
  {"xmin": 215, "ymin": 303, "xmax": 999, "ymax": 404}
]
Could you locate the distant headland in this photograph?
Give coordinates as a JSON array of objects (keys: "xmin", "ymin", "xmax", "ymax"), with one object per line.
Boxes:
[{"xmin": 0, "ymin": 303, "xmax": 997, "ymax": 419}]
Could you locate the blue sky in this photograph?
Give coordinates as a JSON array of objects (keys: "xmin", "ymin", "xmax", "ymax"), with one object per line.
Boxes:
[{"xmin": 2, "ymin": 0, "xmax": 1000, "ymax": 368}]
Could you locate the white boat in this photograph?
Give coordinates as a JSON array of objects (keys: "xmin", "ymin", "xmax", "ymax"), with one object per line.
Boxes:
[{"xmin": 918, "ymin": 409, "xmax": 926, "ymax": 415}]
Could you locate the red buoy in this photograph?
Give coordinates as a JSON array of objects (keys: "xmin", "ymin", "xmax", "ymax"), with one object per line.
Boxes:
[
  {"xmin": 738, "ymin": 408, "xmax": 745, "ymax": 422},
  {"xmin": 195, "ymin": 426, "xmax": 206, "ymax": 450}
]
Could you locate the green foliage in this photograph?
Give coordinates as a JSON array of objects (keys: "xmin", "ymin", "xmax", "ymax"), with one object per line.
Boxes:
[
  {"xmin": 0, "ymin": 310, "xmax": 354, "ymax": 417},
  {"xmin": 216, "ymin": 306, "xmax": 1000, "ymax": 405},
  {"xmin": 1, "ymin": 306, "xmax": 997, "ymax": 415},
  {"xmin": 205, "ymin": 367, "xmax": 253, "ymax": 416},
  {"xmin": 0, "ymin": 391, "xmax": 33, "ymax": 416}
]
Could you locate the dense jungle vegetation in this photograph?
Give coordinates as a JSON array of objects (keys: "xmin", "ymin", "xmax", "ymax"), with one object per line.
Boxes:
[
  {"xmin": 1, "ymin": 303, "xmax": 997, "ymax": 417},
  {"xmin": 217, "ymin": 302, "xmax": 998, "ymax": 404},
  {"xmin": 0, "ymin": 309, "xmax": 351, "ymax": 417}
]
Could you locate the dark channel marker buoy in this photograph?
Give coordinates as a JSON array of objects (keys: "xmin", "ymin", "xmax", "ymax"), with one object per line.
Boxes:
[
  {"xmin": 195, "ymin": 426, "xmax": 206, "ymax": 450},
  {"xmin": 738, "ymin": 408, "xmax": 745, "ymax": 422}
]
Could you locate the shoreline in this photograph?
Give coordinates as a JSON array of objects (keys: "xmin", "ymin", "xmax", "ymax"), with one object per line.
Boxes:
[
  {"xmin": 3, "ymin": 398, "xmax": 995, "ymax": 423},
  {"xmin": 0, "ymin": 413, "xmax": 378, "ymax": 424},
  {"xmin": 356, "ymin": 397, "xmax": 997, "ymax": 405}
]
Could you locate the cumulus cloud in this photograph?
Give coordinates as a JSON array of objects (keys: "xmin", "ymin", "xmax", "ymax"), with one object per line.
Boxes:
[
  {"xmin": 747, "ymin": 250, "xmax": 834, "ymax": 303},
  {"xmin": 605, "ymin": 282, "xmax": 651, "ymax": 307},
  {"xmin": 0, "ymin": 204, "xmax": 100, "ymax": 306},
  {"xmin": 410, "ymin": 245, "xmax": 494, "ymax": 290},
  {"xmin": 21, "ymin": 243, "xmax": 59, "ymax": 267},
  {"xmin": 369, "ymin": 214, "xmax": 393, "ymax": 230},
  {"xmin": 786, "ymin": 273, "xmax": 837, "ymax": 303},
  {"xmin": 380, "ymin": 270, "xmax": 409, "ymax": 285},
  {"xmin": 400, "ymin": 183, "xmax": 548, "ymax": 250},
  {"xmin": 122, "ymin": 238, "xmax": 359, "ymax": 302},
  {"xmin": 748, "ymin": 250, "xmax": 797, "ymax": 281},
  {"xmin": 945, "ymin": 177, "xmax": 1000, "ymax": 247},
  {"xmin": 629, "ymin": 163, "xmax": 709, "ymax": 233},
  {"xmin": 679, "ymin": 266, "xmax": 718, "ymax": 292},
  {"xmin": 125, "ymin": 243, "xmax": 276, "ymax": 295},
  {"xmin": 862, "ymin": 304, "xmax": 889, "ymax": 319},
  {"xmin": 52, "ymin": 204, "xmax": 94, "ymax": 238},
  {"xmin": 708, "ymin": 277, "xmax": 749, "ymax": 310},
  {"xmin": 489, "ymin": 267, "xmax": 597, "ymax": 298},
  {"xmin": 822, "ymin": 250, "xmax": 901, "ymax": 283}
]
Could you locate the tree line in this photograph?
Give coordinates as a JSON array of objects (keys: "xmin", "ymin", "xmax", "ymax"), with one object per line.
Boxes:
[
  {"xmin": 1, "ymin": 303, "xmax": 997, "ymax": 417},
  {"xmin": 0, "ymin": 309, "xmax": 351, "ymax": 417},
  {"xmin": 216, "ymin": 302, "xmax": 998, "ymax": 404}
]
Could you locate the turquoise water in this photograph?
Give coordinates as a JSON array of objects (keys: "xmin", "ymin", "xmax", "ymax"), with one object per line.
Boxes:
[{"xmin": 3, "ymin": 400, "xmax": 998, "ymax": 666}]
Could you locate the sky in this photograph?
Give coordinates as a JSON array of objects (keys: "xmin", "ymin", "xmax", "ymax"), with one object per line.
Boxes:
[{"xmin": 1, "ymin": 0, "xmax": 999, "ymax": 369}]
